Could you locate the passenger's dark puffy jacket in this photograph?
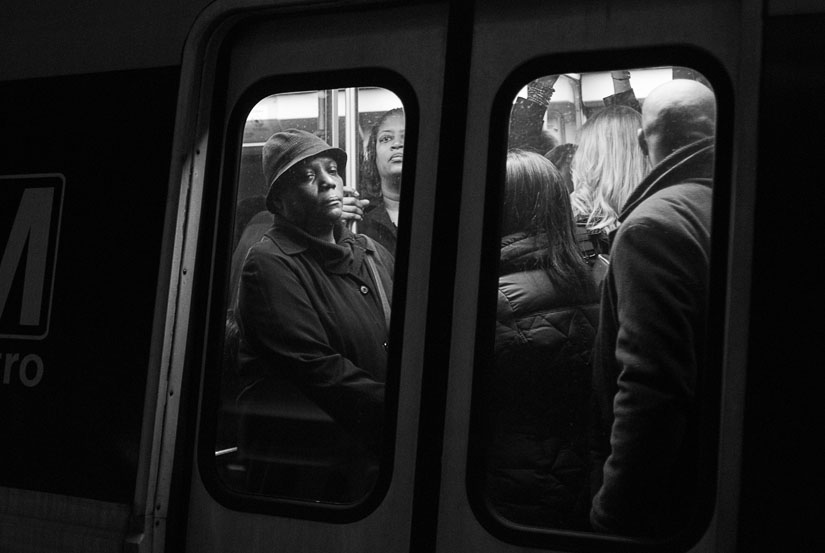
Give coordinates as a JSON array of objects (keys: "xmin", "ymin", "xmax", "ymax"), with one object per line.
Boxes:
[{"xmin": 485, "ymin": 232, "xmax": 599, "ymax": 529}]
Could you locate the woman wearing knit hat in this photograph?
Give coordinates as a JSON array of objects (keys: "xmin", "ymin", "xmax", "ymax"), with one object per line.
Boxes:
[{"xmin": 233, "ymin": 129, "xmax": 393, "ymax": 503}]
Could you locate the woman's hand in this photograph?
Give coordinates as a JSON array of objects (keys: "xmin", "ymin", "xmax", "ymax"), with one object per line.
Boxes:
[{"xmin": 341, "ymin": 186, "xmax": 369, "ymax": 225}]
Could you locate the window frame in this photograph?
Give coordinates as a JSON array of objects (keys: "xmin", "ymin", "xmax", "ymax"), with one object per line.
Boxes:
[
  {"xmin": 194, "ymin": 67, "xmax": 419, "ymax": 523},
  {"xmin": 465, "ymin": 46, "xmax": 734, "ymax": 552}
]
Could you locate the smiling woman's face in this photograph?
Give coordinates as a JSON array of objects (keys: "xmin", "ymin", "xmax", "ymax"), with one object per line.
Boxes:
[
  {"xmin": 280, "ymin": 155, "xmax": 344, "ymax": 229},
  {"xmin": 375, "ymin": 114, "xmax": 405, "ymax": 184}
]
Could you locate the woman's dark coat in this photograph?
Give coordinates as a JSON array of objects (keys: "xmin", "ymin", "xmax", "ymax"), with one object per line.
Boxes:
[
  {"xmin": 238, "ymin": 218, "xmax": 393, "ymax": 435},
  {"xmin": 235, "ymin": 218, "xmax": 393, "ymax": 499},
  {"xmin": 359, "ymin": 198, "xmax": 397, "ymax": 255},
  {"xmin": 485, "ymin": 232, "xmax": 599, "ymax": 528}
]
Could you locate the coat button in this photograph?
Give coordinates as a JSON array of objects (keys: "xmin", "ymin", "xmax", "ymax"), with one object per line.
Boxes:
[{"xmin": 360, "ymin": 285, "xmax": 369, "ymax": 295}]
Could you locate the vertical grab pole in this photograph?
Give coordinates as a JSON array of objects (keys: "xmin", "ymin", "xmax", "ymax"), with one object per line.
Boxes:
[
  {"xmin": 317, "ymin": 90, "xmax": 327, "ymax": 143},
  {"xmin": 330, "ymin": 88, "xmax": 340, "ymax": 148},
  {"xmin": 344, "ymin": 87, "xmax": 359, "ymax": 233},
  {"xmin": 345, "ymin": 87, "xmax": 359, "ymax": 192},
  {"xmin": 570, "ymin": 75, "xmax": 584, "ymax": 133}
]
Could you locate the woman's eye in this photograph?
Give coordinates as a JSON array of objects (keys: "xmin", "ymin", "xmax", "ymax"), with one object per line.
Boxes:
[
  {"xmin": 328, "ymin": 165, "xmax": 338, "ymax": 174},
  {"xmin": 379, "ymin": 134, "xmax": 392, "ymax": 143}
]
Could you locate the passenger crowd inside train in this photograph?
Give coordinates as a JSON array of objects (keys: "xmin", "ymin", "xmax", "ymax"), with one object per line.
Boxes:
[{"xmin": 218, "ymin": 68, "xmax": 717, "ymax": 539}]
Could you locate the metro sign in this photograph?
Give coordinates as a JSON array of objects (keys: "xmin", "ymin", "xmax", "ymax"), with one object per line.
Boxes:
[{"xmin": 0, "ymin": 174, "xmax": 64, "ymax": 340}]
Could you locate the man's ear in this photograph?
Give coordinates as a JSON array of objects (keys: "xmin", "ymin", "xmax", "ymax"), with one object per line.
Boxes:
[{"xmin": 638, "ymin": 128, "xmax": 649, "ymax": 157}]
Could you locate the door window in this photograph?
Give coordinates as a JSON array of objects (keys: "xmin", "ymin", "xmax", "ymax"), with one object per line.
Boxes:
[
  {"xmin": 471, "ymin": 66, "xmax": 721, "ymax": 542},
  {"xmin": 214, "ymin": 86, "xmax": 406, "ymax": 509}
]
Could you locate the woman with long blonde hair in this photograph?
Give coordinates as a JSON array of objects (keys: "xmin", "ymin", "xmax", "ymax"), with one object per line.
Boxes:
[{"xmin": 570, "ymin": 105, "xmax": 649, "ymax": 247}]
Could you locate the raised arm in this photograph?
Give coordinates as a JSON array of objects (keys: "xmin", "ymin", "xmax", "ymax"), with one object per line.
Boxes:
[
  {"xmin": 603, "ymin": 70, "xmax": 642, "ymax": 113},
  {"xmin": 509, "ymin": 75, "xmax": 559, "ymax": 152}
]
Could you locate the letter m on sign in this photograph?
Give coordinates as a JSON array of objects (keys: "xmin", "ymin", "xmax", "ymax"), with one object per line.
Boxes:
[{"xmin": 0, "ymin": 174, "xmax": 64, "ymax": 340}]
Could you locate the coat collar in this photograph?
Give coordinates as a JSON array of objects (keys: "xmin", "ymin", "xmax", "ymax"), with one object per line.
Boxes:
[
  {"xmin": 264, "ymin": 217, "xmax": 375, "ymax": 274},
  {"xmin": 619, "ymin": 137, "xmax": 715, "ymax": 224},
  {"xmin": 499, "ymin": 232, "xmax": 548, "ymax": 274}
]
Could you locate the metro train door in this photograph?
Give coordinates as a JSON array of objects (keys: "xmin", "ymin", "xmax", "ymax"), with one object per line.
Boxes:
[
  {"xmin": 434, "ymin": 0, "xmax": 757, "ymax": 552},
  {"xmin": 155, "ymin": 0, "xmax": 759, "ymax": 552},
  {"xmin": 150, "ymin": 2, "xmax": 450, "ymax": 552}
]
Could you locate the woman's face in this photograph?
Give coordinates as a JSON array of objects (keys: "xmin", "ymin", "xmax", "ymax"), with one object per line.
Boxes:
[
  {"xmin": 281, "ymin": 155, "xmax": 344, "ymax": 229},
  {"xmin": 375, "ymin": 114, "xmax": 405, "ymax": 184}
]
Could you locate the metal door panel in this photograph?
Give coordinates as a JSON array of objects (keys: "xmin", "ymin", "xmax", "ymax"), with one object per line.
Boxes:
[
  {"xmin": 436, "ymin": 0, "xmax": 760, "ymax": 551},
  {"xmin": 164, "ymin": 2, "xmax": 449, "ymax": 552}
]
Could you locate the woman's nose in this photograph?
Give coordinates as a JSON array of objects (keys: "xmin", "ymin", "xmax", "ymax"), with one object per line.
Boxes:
[{"xmin": 317, "ymin": 170, "xmax": 338, "ymax": 188}]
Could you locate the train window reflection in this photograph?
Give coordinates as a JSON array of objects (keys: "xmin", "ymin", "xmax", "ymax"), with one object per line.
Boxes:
[
  {"xmin": 474, "ymin": 67, "xmax": 718, "ymax": 539},
  {"xmin": 216, "ymin": 87, "xmax": 404, "ymax": 506}
]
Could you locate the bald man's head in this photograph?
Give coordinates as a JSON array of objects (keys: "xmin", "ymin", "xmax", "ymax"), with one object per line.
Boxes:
[{"xmin": 639, "ymin": 79, "xmax": 716, "ymax": 166}]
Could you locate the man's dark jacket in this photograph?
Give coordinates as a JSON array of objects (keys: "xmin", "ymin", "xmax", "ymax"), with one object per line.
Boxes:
[{"xmin": 590, "ymin": 137, "xmax": 714, "ymax": 537}]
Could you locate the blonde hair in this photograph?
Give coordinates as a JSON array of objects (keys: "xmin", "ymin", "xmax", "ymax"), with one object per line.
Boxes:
[{"xmin": 570, "ymin": 106, "xmax": 650, "ymax": 233}]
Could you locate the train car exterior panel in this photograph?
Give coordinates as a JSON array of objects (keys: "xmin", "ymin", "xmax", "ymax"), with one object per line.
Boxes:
[
  {"xmin": 435, "ymin": 0, "xmax": 759, "ymax": 551},
  {"xmin": 159, "ymin": 2, "xmax": 450, "ymax": 552},
  {"xmin": 1, "ymin": 0, "xmax": 824, "ymax": 552},
  {"xmin": 0, "ymin": 66, "xmax": 181, "ymax": 553}
]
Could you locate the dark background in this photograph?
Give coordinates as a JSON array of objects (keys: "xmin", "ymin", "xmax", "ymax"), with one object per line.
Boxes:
[{"xmin": 0, "ymin": 67, "xmax": 179, "ymax": 503}]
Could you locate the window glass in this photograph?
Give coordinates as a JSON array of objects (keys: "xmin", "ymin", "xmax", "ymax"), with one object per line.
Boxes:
[
  {"xmin": 474, "ymin": 67, "xmax": 718, "ymax": 538},
  {"xmin": 215, "ymin": 87, "xmax": 404, "ymax": 505}
]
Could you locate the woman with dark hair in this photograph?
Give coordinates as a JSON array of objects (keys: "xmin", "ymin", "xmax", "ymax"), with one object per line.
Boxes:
[
  {"xmin": 500, "ymin": 150, "xmax": 594, "ymax": 297},
  {"xmin": 484, "ymin": 149, "xmax": 599, "ymax": 529},
  {"xmin": 359, "ymin": 107, "xmax": 404, "ymax": 254}
]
